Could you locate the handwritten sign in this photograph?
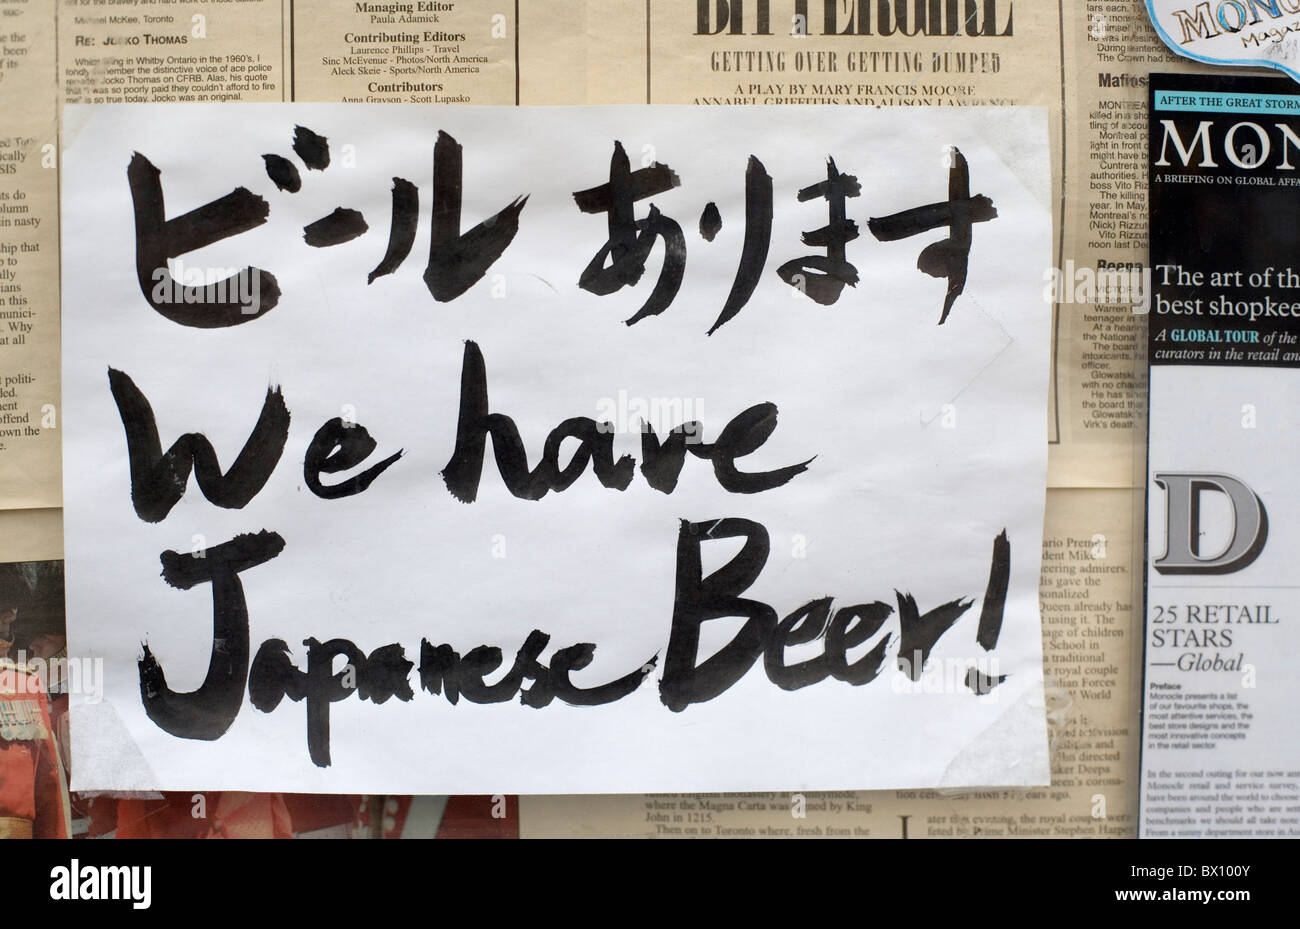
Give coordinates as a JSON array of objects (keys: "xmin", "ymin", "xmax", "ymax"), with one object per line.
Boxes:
[{"xmin": 62, "ymin": 104, "xmax": 1051, "ymax": 793}]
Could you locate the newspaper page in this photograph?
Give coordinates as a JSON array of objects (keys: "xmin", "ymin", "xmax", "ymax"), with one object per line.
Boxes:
[{"xmin": 0, "ymin": 0, "xmax": 59, "ymax": 510}]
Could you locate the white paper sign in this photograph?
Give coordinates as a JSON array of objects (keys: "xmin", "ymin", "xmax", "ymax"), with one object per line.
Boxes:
[{"xmin": 62, "ymin": 104, "xmax": 1051, "ymax": 794}]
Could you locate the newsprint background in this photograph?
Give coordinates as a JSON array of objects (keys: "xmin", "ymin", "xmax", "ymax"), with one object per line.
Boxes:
[{"xmin": 0, "ymin": 0, "xmax": 1228, "ymax": 837}]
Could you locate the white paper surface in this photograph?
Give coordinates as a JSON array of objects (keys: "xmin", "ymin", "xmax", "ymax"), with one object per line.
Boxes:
[{"xmin": 62, "ymin": 103, "xmax": 1051, "ymax": 793}]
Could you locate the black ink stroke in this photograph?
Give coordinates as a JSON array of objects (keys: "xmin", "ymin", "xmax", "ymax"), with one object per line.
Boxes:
[
  {"xmin": 965, "ymin": 667, "xmax": 1007, "ymax": 694},
  {"xmin": 262, "ymin": 154, "xmax": 301, "ymax": 193},
  {"xmin": 128, "ymin": 152, "xmax": 280, "ymax": 326},
  {"xmin": 303, "ymin": 418, "xmax": 402, "ymax": 500},
  {"xmin": 698, "ymin": 201, "xmax": 722, "ymax": 241},
  {"xmin": 661, "ymin": 517, "xmax": 777, "ymax": 712},
  {"xmin": 139, "ymin": 530, "xmax": 284, "ymax": 741},
  {"xmin": 708, "ymin": 156, "xmax": 773, "ymax": 335},
  {"xmin": 976, "ymin": 529, "xmax": 1010, "ymax": 651},
  {"xmin": 292, "ymin": 125, "xmax": 330, "ymax": 170},
  {"xmin": 574, "ymin": 141, "xmax": 685, "ymax": 325},
  {"xmin": 896, "ymin": 591, "xmax": 973, "ymax": 681},
  {"xmin": 440, "ymin": 341, "xmax": 635, "ymax": 503},
  {"xmin": 776, "ymin": 156, "xmax": 860, "ymax": 306},
  {"xmin": 303, "ymin": 207, "xmax": 368, "ymax": 247},
  {"xmin": 867, "ymin": 147, "xmax": 997, "ymax": 324},
  {"xmin": 710, "ymin": 402, "xmax": 813, "ymax": 494},
  {"xmin": 441, "ymin": 342, "xmax": 808, "ymax": 502},
  {"xmin": 368, "ymin": 178, "xmax": 419, "ymax": 284},
  {"xmin": 424, "ymin": 130, "xmax": 528, "ymax": 302},
  {"xmin": 108, "ymin": 367, "xmax": 289, "ymax": 522},
  {"xmin": 248, "ymin": 638, "xmax": 415, "ymax": 768}
]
